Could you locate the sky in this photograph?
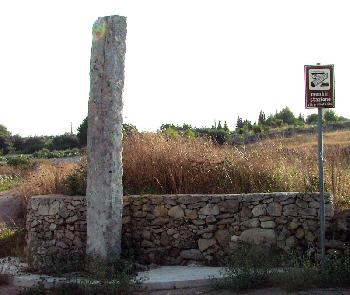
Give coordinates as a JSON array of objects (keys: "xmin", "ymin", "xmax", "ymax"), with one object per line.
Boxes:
[{"xmin": 0, "ymin": 0, "xmax": 349, "ymax": 136}]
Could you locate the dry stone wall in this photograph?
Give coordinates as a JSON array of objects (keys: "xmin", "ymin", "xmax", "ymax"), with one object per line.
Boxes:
[{"xmin": 27, "ymin": 193, "xmax": 335, "ymax": 271}]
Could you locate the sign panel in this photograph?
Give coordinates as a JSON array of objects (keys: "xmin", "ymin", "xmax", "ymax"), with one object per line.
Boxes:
[{"xmin": 305, "ymin": 64, "xmax": 335, "ymax": 108}]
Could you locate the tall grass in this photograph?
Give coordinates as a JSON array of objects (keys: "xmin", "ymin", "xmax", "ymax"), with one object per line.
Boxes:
[
  {"xmin": 15, "ymin": 133, "xmax": 350, "ymax": 209},
  {"xmin": 125, "ymin": 133, "xmax": 350, "ymax": 208},
  {"xmin": 16, "ymin": 161, "xmax": 78, "ymax": 202}
]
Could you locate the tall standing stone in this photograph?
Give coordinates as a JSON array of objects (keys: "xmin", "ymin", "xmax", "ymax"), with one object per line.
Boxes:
[{"xmin": 86, "ymin": 15, "xmax": 127, "ymax": 260}]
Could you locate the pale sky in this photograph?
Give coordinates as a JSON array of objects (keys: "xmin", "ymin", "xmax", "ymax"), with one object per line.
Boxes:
[{"xmin": 0, "ymin": 0, "xmax": 349, "ymax": 136}]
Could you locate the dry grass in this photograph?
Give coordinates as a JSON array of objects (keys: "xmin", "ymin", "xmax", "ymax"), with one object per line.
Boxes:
[
  {"xmin": 123, "ymin": 133, "xmax": 350, "ymax": 209},
  {"xmin": 10, "ymin": 130, "xmax": 350, "ymax": 210},
  {"xmin": 15, "ymin": 161, "xmax": 79, "ymax": 202}
]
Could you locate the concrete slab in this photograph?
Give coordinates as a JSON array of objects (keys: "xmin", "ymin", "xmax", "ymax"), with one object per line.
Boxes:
[
  {"xmin": 7, "ymin": 265, "xmax": 226, "ymax": 292},
  {"xmin": 137, "ymin": 266, "xmax": 225, "ymax": 291}
]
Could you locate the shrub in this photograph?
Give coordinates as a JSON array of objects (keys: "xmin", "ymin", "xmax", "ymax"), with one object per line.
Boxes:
[
  {"xmin": 22, "ymin": 137, "xmax": 46, "ymax": 154},
  {"xmin": 64, "ymin": 160, "xmax": 87, "ymax": 196},
  {"xmin": 215, "ymin": 243, "xmax": 286, "ymax": 291},
  {"xmin": 276, "ymin": 251, "xmax": 350, "ymax": 291},
  {"xmin": 52, "ymin": 134, "xmax": 80, "ymax": 151},
  {"xmin": 0, "ymin": 229, "xmax": 26, "ymax": 258},
  {"xmin": 19, "ymin": 258, "xmax": 143, "ymax": 295},
  {"xmin": 214, "ymin": 243, "xmax": 350, "ymax": 292},
  {"xmin": 0, "ymin": 174, "xmax": 21, "ymax": 192},
  {"xmin": 6, "ymin": 155, "xmax": 31, "ymax": 167}
]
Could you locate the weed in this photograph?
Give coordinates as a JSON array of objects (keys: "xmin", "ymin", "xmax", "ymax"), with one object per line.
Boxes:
[
  {"xmin": 19, "ymin": 257, "xmax": 143, "ymax": 295},
  {"xmin": 0, "ymin": 228, "xmax": 26, "ymax": 258},
  {"xmin": 215, "ymin": 243, "xmax": 350, "ymax": 292},
  {"xmin": 215, "ymin": 243, "xmax": 286, "ymax": 291}
]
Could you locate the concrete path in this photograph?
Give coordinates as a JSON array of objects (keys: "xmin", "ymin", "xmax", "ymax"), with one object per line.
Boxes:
[
  {"xmin": 3, "ymin": 265, "xmax": 350, "ymax": 294},
  {"xmin": 137, "ymin": 266, "xmax": 224, "ymax": 291}
]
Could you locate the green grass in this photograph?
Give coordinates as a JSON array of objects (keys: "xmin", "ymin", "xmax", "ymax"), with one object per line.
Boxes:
[
  {"xmin": 214, "ymin": 243, "xmax": 350, "ymax": 292},
  {"xmin": 0, "ymin": 229, "xmax": 26, "ymax": 258},
  {"xmin": 0, "ymin": 176, "xmax": 21, "ymax": 192}
]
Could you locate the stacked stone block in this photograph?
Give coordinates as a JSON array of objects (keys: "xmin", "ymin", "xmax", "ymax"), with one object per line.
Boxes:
[{"xmin": 26, "ymin": 193, "xmax": 334, "ymax": 270}]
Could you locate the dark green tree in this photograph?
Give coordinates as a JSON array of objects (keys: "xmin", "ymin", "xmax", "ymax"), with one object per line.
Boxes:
[
  {"xmin": 324, "ymin": 110, "xmax": 338, "ymax": 123},
  {"xmin": 276, "ymin": 107, "xmax": 295, "ymax": 125},
  {"xmin": 217, "ymin": 121, "xmax": 223, "ymax": 130},
  {"xmin": 297, "ymin": 113, "xmax": 305, "ymax": 123},
  {"xmin": 236, "ymin": 117, "xmax": 244, "ymax": 129},
  {"xmin": 306, "ymin": 113, "xmax": 318, "ymax": 124},
  {"xmin": 258, "ymin": 111, "xmax": 266, "ymax": 125},
  {"xmin": 77, "ymin": 116, "xmax": 138, "ymax": 147},
  {"xmin": 22, "ymin": 137, "xmax": 46, "ymax": 154},
  {"xmin": 0, "ymin": 124, "xmax": 12, "ymax": 154},
  {"xmin": 52, "ymin": 134, "xmax": 80, "ymax": 150},
  {"xmin": 11, "ymin": 135, "xmax": 24, "ymax": 152},
  {"xmin": 77, "ymin": 117, "xmax": 88, "ymax": 147},
  {"xmin": 223, "ymin": 121, "xmax": 229, "ymax": 131}
]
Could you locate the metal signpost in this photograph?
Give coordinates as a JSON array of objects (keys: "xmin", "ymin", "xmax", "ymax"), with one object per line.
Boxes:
[{"xmin": 304, "ymin": 64, "xmax": 335, "ymax": 265}]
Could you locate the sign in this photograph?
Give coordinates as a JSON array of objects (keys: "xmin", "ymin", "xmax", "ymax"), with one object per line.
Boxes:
[{"xmin": 304, "ymin": 64, "xmax": 335, "ymax": 108}]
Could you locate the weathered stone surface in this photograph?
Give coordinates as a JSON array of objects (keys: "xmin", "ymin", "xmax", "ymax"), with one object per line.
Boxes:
[
  {"xmin": 199, "ymin": 204, "xmax": 220, "ymax": 216},
  {"xmin": 168, "ymin": 206, "xmax": 184, "ymax": 219},
  {"xmin": 305, "ymin": 231, "xmax": 315, "ymax": 242},
  {"xmin": 285, "ymin": 236, "xmax": 296, "ymax": 248},
  {"xmin": 231, "ymin": 235, "xmax": 239, "ymax": 242},
  {"xmin": 283, "ymin": 204, "xmax": 298, "ymax": 216},
  {"xmin": 66, "ymin": 216, "xmax": 78, "ymax": 224},
  {"xmin": 86, "ymin": 15, "xmax": 127, "ymax": 260},
  {"xmin": 300, "ymin": 208, "xmax": 317, "ymax": 217},
  {"xmin": 198, "ymin": 238, "xmax": 217, "ymax": 252},
  {"xmin": 180, "ymin": 249, "xmax": 203, "ymax": 260},
  {"xmin": 37, "ymin": 204, "xmax": 49, "ymax": 216},
  {"xmin": 215, "ymin": 229, "xmax": 229, "ymax": 247},
  {"xmin": 154, "ymin": 205, "xmax": 168, "ymax": 217},
  {"xmin": 288, "ymin": 220, "xmax": 300, "ymax": 230},
  {"xmin": 241, "ymin": 218, "xmax": 260, "ymax": 228},
  {"xmin": 295, "ymin": 228, "xmax": 304, "ymax": 239},
  {"xmin": 240, "ymin": 205, "xmax": 252, "ymax": 219},
  {"xmin": 260, "ymin": 221, "xmax": 276, "ymax": 229},
  {"xmin": 221, "ymin": 200, "xmax": 239, "ymax": 213},
  {"xmin": 185, "ymin": 209, "xmax": 198, "ymax": 220},
  {"xmin": 239, "ymin": 228, "xmax": 276, "ymax": 246},
  {"xmin": 49, "ymin": 201, "xmax": 60, "ymax": 215},
  {"xmin": 252, "ymin": 204, "xmax": 266, "ymax": 217},
  {"xmin": 26, "ymin": 192, "xmax": 336, "ymax": 271},
  {"xmin": 296, "ymin": 199, "xmax": 308, "ymax": 209},
  {"xmin": 309, "ymin": 201, "xmax": 320, "ymax": 208},
  {"xmin": 267, "ymin": 202, "xmax": 282, "ymax": 216}
]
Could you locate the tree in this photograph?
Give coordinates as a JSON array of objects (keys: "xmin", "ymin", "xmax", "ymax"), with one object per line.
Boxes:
[
  {"xmin": 0, "ymin": 124, "xmax": 12, "ymax": 154},
  {"xmin": 78, "ymin": 117, "xmax": 139, "ymax": 147},
  {"xmin": 258, "ymin": 111, "xmax": 266, "ymax": 125},
  {"xmin": 297, "ymin": 113, "xmax": 305, "ymax": 124},
  {"xmin": 306, "ymin": 113, "xmax": 318, "ymax": 124},
  {"xmin": 77, "ymin": 117, "xmax": 88, "ymax": 147},
  {"xmin": 52, "ymin": 134, "xmax": 80, "ymax": 150},
  {"xmin": 217, "ymin": 121, "xmax": 223, "ymax": 130},
  {"xmin": 123, "ymin": 123, "xmax": 138, "ymax": 134},
  {"xmin": 236, "ymin": 117, "xmax": 243, "ymax": 129},
  {"xmin": 276, "ymin": 107, "xmax": 295, "ymax": 125},
  {"xmin": 252, "ymin": 123, "xmax": 262, "ymax": 134},
  {"xmin": 22, "ymin": 137, "xmax": 46, "ymax": 154},
  {"xmin": 223, "ymin": 121, "xmax": 229, "ymax": 131},
  {"xmin": 324, "ymin": 110, "xmax": 338, "ymax": 123},
  {"xmin": 11, "ymin": 135, "xmax": 24, "ymax": 152}
]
